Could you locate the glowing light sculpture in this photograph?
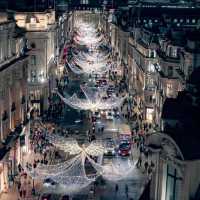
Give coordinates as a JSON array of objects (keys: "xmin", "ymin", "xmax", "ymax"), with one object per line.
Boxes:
[{"xmin": 56, "ymin": 86, "xmax": 126, "ymax": 111}]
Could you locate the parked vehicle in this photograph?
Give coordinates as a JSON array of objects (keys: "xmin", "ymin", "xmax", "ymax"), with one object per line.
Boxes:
[
  {"xmin": 104, "ymin": 138, "xmax": 116, "ymax": 156},
  {"xmin": 118, "ymin": 142, "xmax": 131, "ymax": 157}
]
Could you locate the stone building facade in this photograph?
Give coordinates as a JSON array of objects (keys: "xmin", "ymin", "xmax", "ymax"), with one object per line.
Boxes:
[
  {"xmin": 14, "ymin": 10, "xmax": 58, "ymax": 114},
  {"xmin": 100, "ymin": 4, "xmax": 200, "ymax": 128},
  {"xmin": 0, "ymin": 13, "xmax": 29, "ymax": 193}
]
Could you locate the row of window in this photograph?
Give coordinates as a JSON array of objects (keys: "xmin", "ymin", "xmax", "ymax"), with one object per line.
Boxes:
[
  {"xmin": 80, "ymin": 0, "xmax": 89, "ymax": 5},
  {"xmin": 29, "ymin": 70, "xmax": 46, "ymax": 83},
  {"xmin": 134, "ymin": 18, "xmax": 197, "ymax": 25}
]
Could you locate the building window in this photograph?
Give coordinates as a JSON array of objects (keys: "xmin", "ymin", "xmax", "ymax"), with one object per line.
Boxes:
[
  {"xmin": 30, "ymin": 43, "xmax": 36, "ymax": 49},
  {"xmin": 11, "ymin": 103, "xmax": 16, "ymax": 112},
  {"xmin": 30, "ymin": 55, "xmax": 36, "ymax": 65},
  {"xmin": 165, "ymin": 165, "xmax": 181, "ymax": 200},
  {"xmin": 30, "ymin": 70, "xmax": 37, "ymax": 82},
  {"xmin": 81, "ymin": 0, "xmax": 89, "ymax": 4},
  {"xmin": 168, "ymin": 66, "xmax": 173, "ymax": 77},
  {"xmin": 147, "ymin": 63, "xmax": 155, "ymax": 72},
  {"xmin": 30, "ymin": 16, "xmax": 37, "ymax": 23},
  {"xmin": 2, "ymin": 111, "xmax": 8, "ymax": 121},
  {"xmin": 149, "ymin": 50, "xmax": 156, "ymax": 58},
  {"xmin": 166, "ymin": 83, "xmax": 173, "ymax": 97},
  {"xmin": 172, "ymin": 48, "xmax": 177, "ymax": 58},
  {"xmin": 146, "ymin": 108, "xmax": 154, "ymax": 122}
]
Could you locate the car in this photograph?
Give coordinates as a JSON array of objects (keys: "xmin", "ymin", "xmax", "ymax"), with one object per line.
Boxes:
[
  {"xmin": 43, "ymin": 178, "xmax": 57, "ymax": 189},
  {"xmin": 60, "ymin": 195, "xmax": 70, "ymax": 200},
  {"xmin": 101, "ymin": 79, "xmax": 107, "ymax": 85},
  {"xmin": 106, "ymin": 110, "xmax": 114, "ymax": 120},
  {"xmin": 119, "ymin": 134, "xmax": 132, "ymax": 143},
  {"xmin": 40, "ymin": 193, "xmax": 52, "ymax": 200},
  {"xmin": 107, "ymin": 85, "xmax": 115, "ymax": 91},
  {"xmin": 94, "ymin": 111, "xmax": 101, "ymax": 119},
  {"xmin": 95, "ymin": 120, "xmax": 105, "ymax": 129},
  {"xmin": 114, "ymin": 110, "xmax": 120, "ymax": 118},
  {"xmin": 100, "ymin": 110, "xmax": 107, "ymax": 117},
  {"xmin": 104, "ymin": 138, "xmax": 116, "ymax": 156},
  {"xmin": 102, "ymin": 96, "xmax": 108, "ymax": 100},
  {"xmin": 118, "ymin": 142, "xmax": 131, "ymax": 156}
]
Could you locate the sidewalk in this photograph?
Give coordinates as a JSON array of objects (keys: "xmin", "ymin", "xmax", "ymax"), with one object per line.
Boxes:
[{"xmin": 0, "ymin": 187, "xmax": 39, "ymax": 200}]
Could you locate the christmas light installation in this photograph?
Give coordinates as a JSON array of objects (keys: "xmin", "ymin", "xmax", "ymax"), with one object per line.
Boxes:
[
  {"xmin": 56, "ymin": 85, "xmax": 126, "ymax": 111},
  {"xmin": 67, "ymin": 48, "xmax": 111, "ymax": 75},
  {"xmin": 24, "ymin": 137, "xmax": 104, "ymax": 194}
]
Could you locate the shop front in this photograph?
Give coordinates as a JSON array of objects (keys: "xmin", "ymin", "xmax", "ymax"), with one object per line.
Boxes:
[{"xmin": 0, "ymin": 162, "xmax": 8, "ymax": 193}]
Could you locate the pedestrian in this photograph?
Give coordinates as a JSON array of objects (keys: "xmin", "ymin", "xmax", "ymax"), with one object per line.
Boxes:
[
  {"xmin": 144, "ymin": 161, "xmax": 148, "ymax": 172},
  {"xmin": 148, "ymin": 166, "xmax": 153, "ymax": 178},
  {"xmin": 125, "ymin": 184, "xmax": 128, "ymax": 198},
  {"xmin": 18, "ymin": 163, "xmax": 22, "ymax": 173},
  {"xmin": 19, "ymin": 190, "xmax": 23, "ymax": 198},
  {"xmin": 115, "ymin": 184, "xmax": 119, "ymax": 193},
  {"xmin": 23, "ymin": 189, "xmax": 26, "ymax": 198},
  {"xmin": 17, "ymin": 181, "xmax": 21, "ymax": 191},
  {"xmin": 136, "ymin": 154, "xmax": 142, "ymax": 168}
]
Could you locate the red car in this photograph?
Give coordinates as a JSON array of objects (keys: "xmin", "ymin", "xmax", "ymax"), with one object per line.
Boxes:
[
  {"xmin": 118, "ymin": 142, "xmax": 131, "ymax": 156},
  {"xmin": 40, "ymin": 193, "xmax": 51, "ymax": 200}
]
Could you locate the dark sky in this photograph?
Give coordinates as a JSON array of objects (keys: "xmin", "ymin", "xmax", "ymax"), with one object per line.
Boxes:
[
  {"xmin": 0, "ymin": 0, "xmax": 128, "ymax": 11},
  {"xmin": 0, "ymin": 0, "xmax": 56, "ymax": 11}
]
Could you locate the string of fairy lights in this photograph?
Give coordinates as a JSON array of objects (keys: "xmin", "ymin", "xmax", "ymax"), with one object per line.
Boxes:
[{"xmin": 24, "ymin": 20, "xmax": 135, "ymax": 194}]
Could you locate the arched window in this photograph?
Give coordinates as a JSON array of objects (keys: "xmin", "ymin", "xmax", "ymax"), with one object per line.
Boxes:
[
  {"xmin": 2, "ymin": 111, "xmax": 8, "ymax": 121},
  {"xmin": 30, "ymin": 43, "xmax": 36, "ymax": 49},
  {"xmin": 11, "ymin": 102, "xmax": 16, "ymax": 112}
]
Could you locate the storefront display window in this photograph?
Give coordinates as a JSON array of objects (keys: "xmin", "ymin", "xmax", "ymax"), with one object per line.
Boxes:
[
  {"xmin": 146, "ymin": 108, "xmax": 154, "ymax": 122},
  {"xmin": 165, "ymin": 165, "xmax": 182, "ymax": 200}
]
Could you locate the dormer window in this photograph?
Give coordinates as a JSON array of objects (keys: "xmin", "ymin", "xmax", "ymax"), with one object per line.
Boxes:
[
  {"xmin": 2, "ymin": 111, "xmax": 8, "ymax": 121},
  {"xmin": 180, "ymin": 19, "xmax": 183, "ymax": 23},
  {"xmin": 186, "ymin": 19, "xmax": 190, "ymax": 23},
  {"xmin": 192, "ymin": 19, "xmax": 196, "ymax": 23},
  {"xmin": 172, "ymin": 48, "xmax": 177, "ymax": 58},
  {"xmin": 30, "ymin": 17, "xmax": 37, "ymax": 23},
  {"xmin": 26, "ymin": 15, "xmax": 39, "ymax": 23},
  {"xmin": 81, "ymin": 0, "xmax": 89, "ymax": 4},
  {"xmin": 174, "ymin": 19, "xmax": 178, "ymax": 23}
]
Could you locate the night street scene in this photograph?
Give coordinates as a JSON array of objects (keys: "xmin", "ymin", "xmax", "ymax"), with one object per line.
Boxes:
[{"xmin": 0, "ymin": 0, "xmax": 200, "ymax": 200}]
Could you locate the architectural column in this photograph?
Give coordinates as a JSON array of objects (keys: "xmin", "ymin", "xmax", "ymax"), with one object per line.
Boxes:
[
  {"xmin": 0, "ymin": 101, "xmax": 3, "ymax": 142},
  {"xmin": 8, "ymin": 87, "xmax": 12, "ymax": 130}
]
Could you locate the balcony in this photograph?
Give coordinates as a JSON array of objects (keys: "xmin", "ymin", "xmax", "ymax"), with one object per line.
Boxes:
[
  {"xmin": 157, "ymin": 50, "xmax": 180, "ymax": 64},
  {"xmin": 175, "ymin": 68, "xmax": 185, "ymax": 81},
  {"xmin": 145, "ymin": 85, "xmax": 156, "ymax": 92},
  {"xmin": 0, "ymin": 118, "xmax": 29, "ymax": 160},
  {"xmin": 0, "ymin": 54, "xmax": 29, "ymax": 73}
]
